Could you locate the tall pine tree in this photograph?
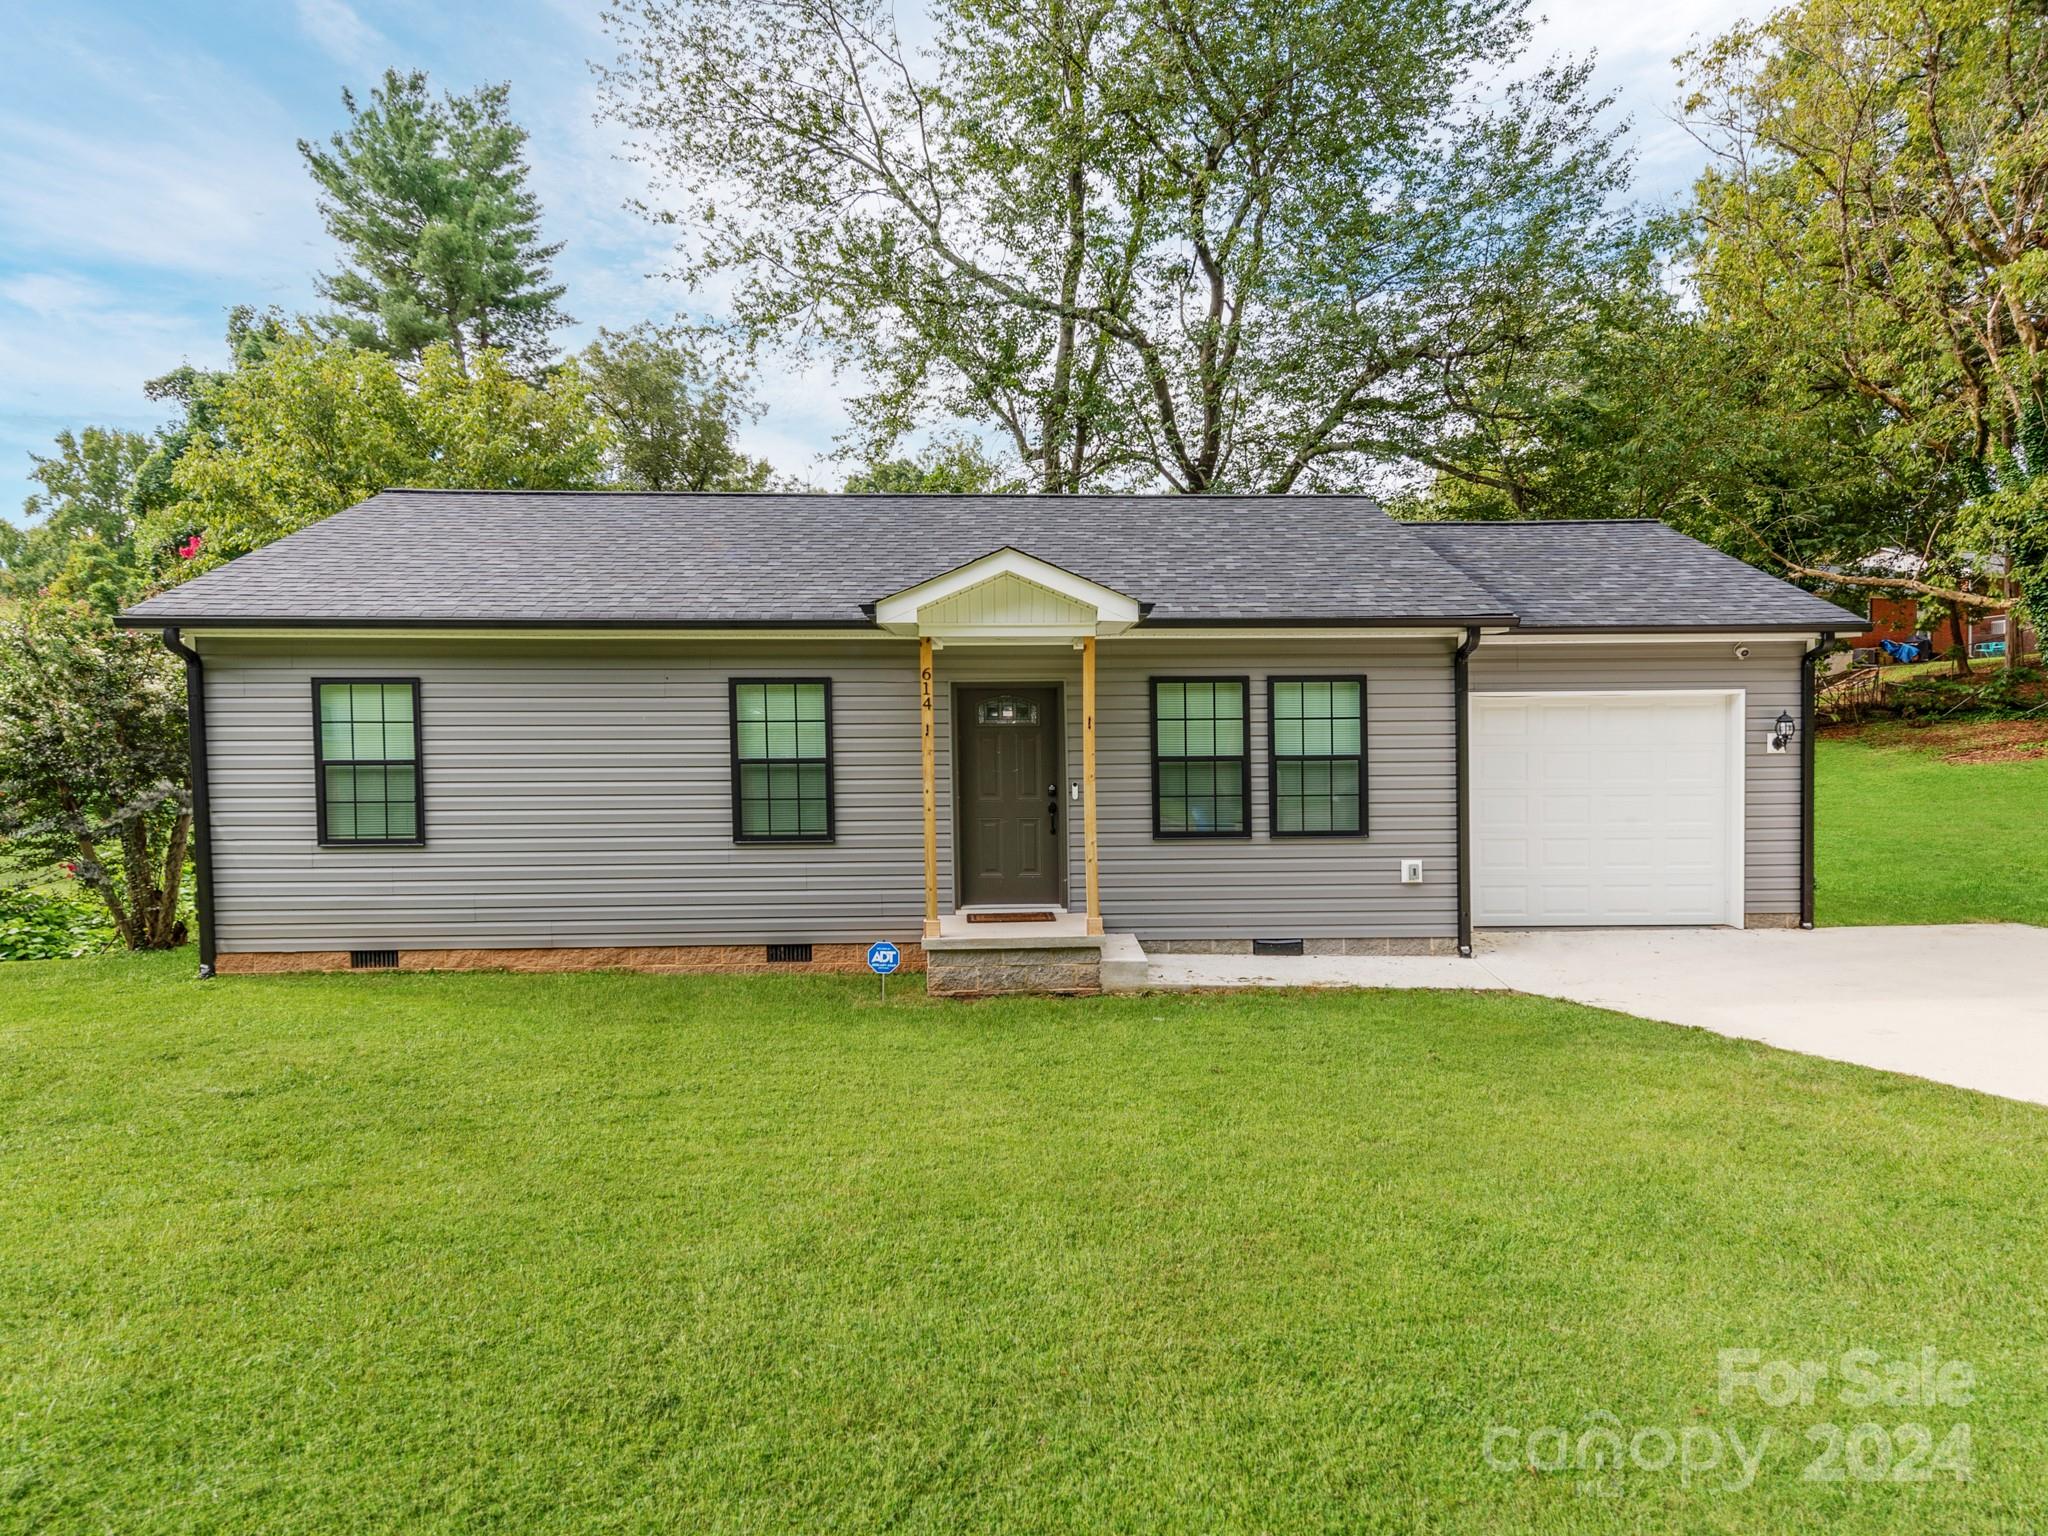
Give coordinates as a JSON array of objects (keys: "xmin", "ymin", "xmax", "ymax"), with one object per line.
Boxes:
[{"xmin": 300, "ymin": 69, "xmax": 570, "ymax": 373}]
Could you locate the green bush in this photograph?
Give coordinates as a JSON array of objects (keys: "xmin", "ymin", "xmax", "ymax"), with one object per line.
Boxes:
[
  {"xmin": 1892, "ymin": 663, "xmax": 2044, "ymax": 722},
  {"xmin": 0, "ymin": 884, "xmax": 121, "ymax": 961}
]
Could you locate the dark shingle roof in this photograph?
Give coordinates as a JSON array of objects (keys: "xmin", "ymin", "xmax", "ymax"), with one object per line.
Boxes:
[
  {"xmin": 120, "ymin": 491, "xmax": 1512, "ymax": 627},
  {"xmin": 117, "ymin": 492, "xmax": 1863, "ymax": 632},
  {"xmin": 1407, "ymin": 519, "xmax": 1863, "ymax": 631}
]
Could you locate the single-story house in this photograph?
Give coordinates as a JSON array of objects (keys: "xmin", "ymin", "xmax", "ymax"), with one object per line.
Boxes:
[{"xmin": 118, "ymin": 493, "xmax": 1863, "ymax": 994}]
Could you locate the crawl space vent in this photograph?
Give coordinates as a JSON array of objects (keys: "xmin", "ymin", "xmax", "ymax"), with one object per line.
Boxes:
[
  {"xmin": 766, "ymin": 944, "xmax": 814, "ymax": 964},
  {"xmin": 1251, "ymin": 938, "xmax": 1305, "ymax": 957},
  {"xmin": 349, "ymin": 950, "xmax": 400, "ymax": 970}
]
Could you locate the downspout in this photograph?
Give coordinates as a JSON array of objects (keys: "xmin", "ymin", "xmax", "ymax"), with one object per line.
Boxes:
[
  {"xmin": 1454, "ymin": 627, "xmax": 1483, "ymax": 958},
  {"xmin": 1800, "ymin": 638, "xmax": 1820, "ymax": 931},
  {"xmin": 159, "ymin": 627, "xmax": 217, "ymax": 978}
]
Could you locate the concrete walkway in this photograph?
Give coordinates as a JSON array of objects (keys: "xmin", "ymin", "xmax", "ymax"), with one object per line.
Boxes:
[{"xmin": 1144, "ymin": 925, "xmax": 2048, "ymax": 1107}]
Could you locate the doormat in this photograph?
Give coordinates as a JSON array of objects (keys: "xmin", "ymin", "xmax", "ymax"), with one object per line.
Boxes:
[{"xmin": 966, "ymin": 911, "xmax": 1058, "ymax": 924}]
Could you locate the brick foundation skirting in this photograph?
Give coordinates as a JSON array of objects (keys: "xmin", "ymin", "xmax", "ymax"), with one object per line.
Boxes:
[
  {"xmin": 213, "ymin": 943, "xmax": 927, "ymax": 977},
  {"xmin": 1743, "ymin": 912, "xmax": 1803, "ymax": 930}
]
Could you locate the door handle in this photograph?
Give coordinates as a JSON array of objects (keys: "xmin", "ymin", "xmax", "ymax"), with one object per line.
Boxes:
[{"xmin": 1047, "ymin": 783, "xmax": 1059, "ymax": 836}]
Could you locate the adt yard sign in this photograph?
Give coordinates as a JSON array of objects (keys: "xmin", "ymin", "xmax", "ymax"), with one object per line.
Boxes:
[{"xmin": 868, "ymin": 940, "xmax": 902, "ymax": 998}]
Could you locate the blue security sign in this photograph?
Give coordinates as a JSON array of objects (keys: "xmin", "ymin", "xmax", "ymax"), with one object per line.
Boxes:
[{"xmin": 867, "ymin": 941, "xmax": 903, "ymax": 975}]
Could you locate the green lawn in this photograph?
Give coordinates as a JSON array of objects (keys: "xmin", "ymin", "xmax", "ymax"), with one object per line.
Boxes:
[
  {"xmin": 1817, "ymin": 731, "xmax": 2048, "ymax": 926},
  {"xmin": 4, "ymin": 955, "xmax": 2046, "ymax": 1532}
]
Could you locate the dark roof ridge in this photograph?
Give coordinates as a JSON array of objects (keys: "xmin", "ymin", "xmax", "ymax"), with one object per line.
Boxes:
[
  {"xmin": 1402, "ymin": 516, "xmax": 1662, "ymax": 526},
  {"xmin": 366, "ymin": 486, "xmax": 1392, "ymax": 499}
]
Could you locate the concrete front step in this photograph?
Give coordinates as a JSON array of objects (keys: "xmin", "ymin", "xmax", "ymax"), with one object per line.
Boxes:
[
  {"xmin": 1099, "ymin": 932, "xmax": 1149, "ymax": 993},
  {"xmin": 921, "ymin": 920, "xmax": 1150, "ymax": 997}
]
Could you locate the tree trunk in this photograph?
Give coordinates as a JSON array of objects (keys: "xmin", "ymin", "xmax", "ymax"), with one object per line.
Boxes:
[
  {"xmin": 149, "ymin": 813, "xmax": 191, "ymax": 947},
  {"xmin": 2005, "ymin": 563, "xmax": 2022, "ymax": 674},
  {"xmin": 1940, "ymin": 600, "xmax": 1972, "ymax": 677},
  {"xmin": 59, "ymin": 788, "xmax": 136, "ymax": 948}
]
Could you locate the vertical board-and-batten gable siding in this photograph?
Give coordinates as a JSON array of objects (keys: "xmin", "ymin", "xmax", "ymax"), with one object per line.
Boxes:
[
  {"xmin": 918, "ymin": 573, "xmax": 1098, "ymax": 630},
  {"xmin": 203, "ymin": 634, "xmax": 1460, "ymax": 952},
  {"xmin": 1467, "ymin": 640, "xmax": 1805, "ymax": 915}
]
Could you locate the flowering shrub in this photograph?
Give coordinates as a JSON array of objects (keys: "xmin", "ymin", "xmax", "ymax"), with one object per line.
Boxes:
[{"xmin": 0, "ymin": 602, "xmax": 191, "ymax": 949}]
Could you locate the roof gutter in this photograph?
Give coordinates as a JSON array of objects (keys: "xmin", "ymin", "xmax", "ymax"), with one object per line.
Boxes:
[
  {"xmin": 1454, "ymin": 626, "xmax": 1483, "ymax": 959},
  {"xmin": 116, "ymin": 614, "xmax": 875, "ymax": 633},
  {"xmin": 1801, "ymin": 638, "xmax": 1820, "ymax": 930},
  {"xmin": 158, "ymin": 628, "xmax": 216, "ymax": 978}
]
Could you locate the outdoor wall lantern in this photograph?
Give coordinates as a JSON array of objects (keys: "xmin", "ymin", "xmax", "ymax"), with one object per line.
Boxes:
[{"xmin": 1768, "ymin": 710, "xmax": 1797, "ymax": 754}]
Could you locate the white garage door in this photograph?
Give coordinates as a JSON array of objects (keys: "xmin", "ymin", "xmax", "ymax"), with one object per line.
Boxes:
[{"xmin": 1472, "ymin": 692, "xmax": 1744, "ymax": 927}]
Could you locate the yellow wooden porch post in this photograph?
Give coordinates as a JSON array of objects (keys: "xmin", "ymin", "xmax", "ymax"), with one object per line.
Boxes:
[
  {"xmin": 920, "ymin": 637, "xmax": 939, "ymax": 938},
  {"xmin": 1082, "ymin": 635, "xmax": 1103, "ymax": 935}
]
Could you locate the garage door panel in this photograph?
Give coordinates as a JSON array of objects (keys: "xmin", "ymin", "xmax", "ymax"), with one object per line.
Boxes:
[
  {"xmin": 1537, "ymin": 793, "xmax": 1593, "ymax": 825},
  {"xmin": 1602, "ymin": 835, "xmax": 1654, "ymax": 867},
  {"xmin": 1536, "ymin": 883, "xmax": 1593, "ymax": 919},
  {"xmin": 1474, "ymin": 694, "xmax": 1740, "ymax": 927},
  {"xmin": 1604, "ymin": 794, "xmax": 1655, "ymax": 828}
]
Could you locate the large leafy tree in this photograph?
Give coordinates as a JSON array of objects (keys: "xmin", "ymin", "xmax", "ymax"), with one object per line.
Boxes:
[
  {"xmin": 0, "ymin": 428, "xmax": 153, "ymax": 612},
  {"xmin": 0, "ymin": 602, "xmax": 190, "ymax": 950},
  {"xmin": 301, "ymin": 69, "xmax": 571, "ymax": 373},
  {"xmin": 600, "ymin": 0, "xmax": 1626, "ymax": 492},
  {"xmin": 1405, "ymin": 242, "xmax": 1913, "ymax": 561},
  {"xmin": 1680, "ymin": 0, "xmax": 2048, "ymax": 632},
  {"xmin": 844, "ymin": 433, "xmax": 1017, "ymax": 493},
  {"xmin": 575, "ymin": 325, "xmax": 774, "ymax": 490},
  {"xmin": 156, "ymin": 336, "xmax": 611, "ymax": 569}
]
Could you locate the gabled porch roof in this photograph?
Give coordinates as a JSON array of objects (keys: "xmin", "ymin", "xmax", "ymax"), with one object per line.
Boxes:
[{"xmin": 868, "ymin": 546, "xmax": 1144, "ymax": 643}]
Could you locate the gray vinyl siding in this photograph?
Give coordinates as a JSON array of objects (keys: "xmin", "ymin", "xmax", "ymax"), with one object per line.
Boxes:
[
  {"xmin": 201, "ymin": 636, "xmax": 929, "ymax": 951},
  {"xmin": 1467, "ymin": 639, "xmax": 1808, "ymax": 916},
  {"xmin": 201, "ymin": 633, "xmax": 1460, "ymax": 952},
  {"xmin": 1093, "ymin": 639, "xmax": 1456, "ymax": 941},
  {"xmin": 932, "ymin": 638, "xmax": 1457, "ymax": 942}
]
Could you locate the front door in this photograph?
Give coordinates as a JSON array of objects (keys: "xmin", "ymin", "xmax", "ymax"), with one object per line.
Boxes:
[{"xmin": 957, "ymin": 686, "xmax": 1062, "ymax": 907}]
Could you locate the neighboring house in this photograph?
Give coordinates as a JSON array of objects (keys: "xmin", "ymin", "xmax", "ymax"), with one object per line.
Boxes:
[
  {"xmin": 1845, "ymin": 595, "xmax": 1921, "ymax": 651},
  {"xmin": 1845, "ymin": 597, "xmax": 2032, "ymax": 659},
  {"xmin": 1842, "ymin": 551, "xmax": 2035, "ymax": 658},
  {"xmin": 118, "ymin": 494, "xmax": 1863, "ymax": 994}
]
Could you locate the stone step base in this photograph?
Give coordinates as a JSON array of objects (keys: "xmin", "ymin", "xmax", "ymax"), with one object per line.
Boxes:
[{"xmin": 922, "ymin": 925, "xmax": 1151, "ymax": 998}]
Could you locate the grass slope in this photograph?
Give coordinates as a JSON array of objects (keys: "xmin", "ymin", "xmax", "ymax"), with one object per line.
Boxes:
[
  {"xmin": 4, "ymin": 954, "xmax": 2046, "ymax": 1532},
  {"xmin": 1817, "ymin": 733, "xmax": 2048, "ymax": 926}
]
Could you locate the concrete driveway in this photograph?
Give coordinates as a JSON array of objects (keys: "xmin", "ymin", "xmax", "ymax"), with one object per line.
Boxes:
[
  {"xmin": 1475, "ymin": 926, "xmax": 2048, "ymax": 1106},
  {"xmin": 1144, "ymin": 926, "xmax": 2048, "ymax": 1107}
]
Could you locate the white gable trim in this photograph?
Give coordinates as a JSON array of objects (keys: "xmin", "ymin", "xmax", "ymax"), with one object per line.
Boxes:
[{"xmin": 872, "ymin": 547, "xmax": 1142, "ymax": 640}]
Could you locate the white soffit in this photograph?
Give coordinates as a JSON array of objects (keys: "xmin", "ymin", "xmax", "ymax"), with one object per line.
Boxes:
[{"xmin": 872, "ymin": 547, "xmax": 1142, "ymax": 639}]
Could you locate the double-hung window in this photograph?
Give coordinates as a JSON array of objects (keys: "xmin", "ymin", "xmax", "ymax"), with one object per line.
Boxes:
[
  {"xmin": 314, "ymin": 679, "xmax": 423, "ymax": 845},
  {"xmin": 730, "ymin": 679, "xmax": 834, "ymax": 841},
  {"xmin": 1269, "ymin": 677, "xmax": 1367, "ymax": 836},
  {"xmin": 1151, "ymin": 678, "xmax": 1249, "ymax": 837}
]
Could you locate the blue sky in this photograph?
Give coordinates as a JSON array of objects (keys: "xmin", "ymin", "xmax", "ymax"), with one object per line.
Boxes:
[{"xmin": 0, "ymin": 0, "xmax": 1749, "ymax": 524}]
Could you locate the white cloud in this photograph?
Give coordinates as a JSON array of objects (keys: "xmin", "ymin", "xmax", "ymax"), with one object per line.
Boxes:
[
  {"xmin": 1525, "ymin": 0, "xmax": 1751, "ymax": 202},
  {"xmin": 295, "ymin": 0, "xmax": 388, "ymax": 69},
  {"xmin": 0, "ymin": 112, "xmax": 323, "ymax": 288},
  {"xmin": 0, "ymin": 272, "xmax": 222, "ymax": 407},
  {"xmin": 0, "ymin": 272, "xmax": 112, "ymax": 318}
]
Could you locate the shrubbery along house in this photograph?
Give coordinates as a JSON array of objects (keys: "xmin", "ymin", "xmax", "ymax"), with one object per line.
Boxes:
[{"xmin": 120, "ymin": 493, "xmax": 1863, "ymax": 995}]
